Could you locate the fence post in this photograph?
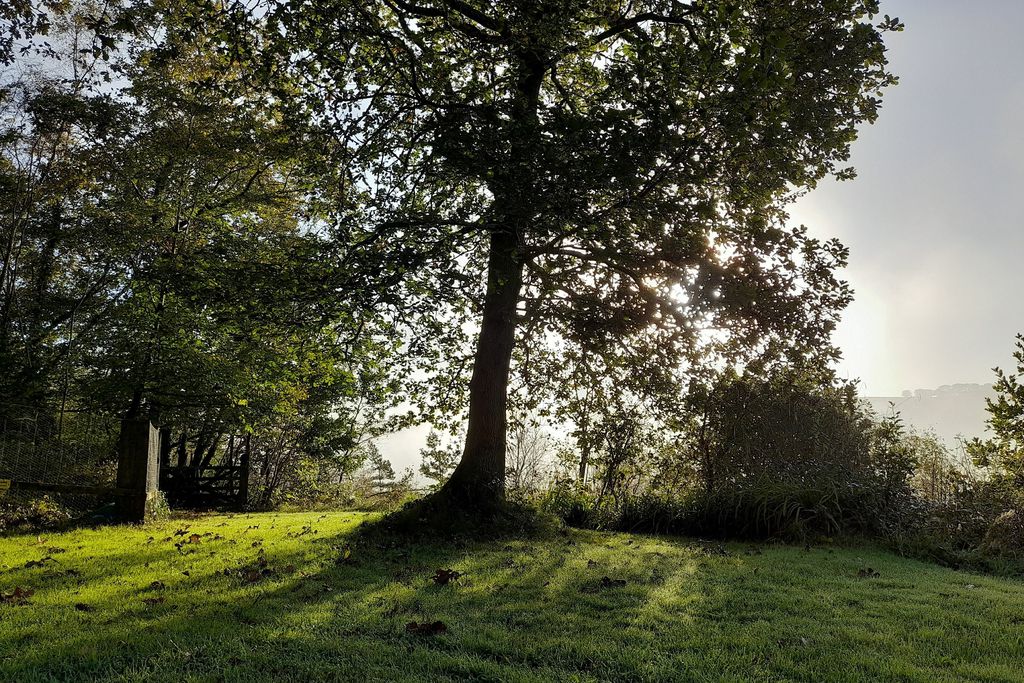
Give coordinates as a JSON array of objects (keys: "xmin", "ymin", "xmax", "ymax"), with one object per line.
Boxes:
[
  {"xmin": 159, "ymin": 426, "xmax": 172, "ymax": 468},
  {"xmin": 238, "ymin": 434, "xmax": 250, "ymax": 510},
  {"xmin": 116, "ymin": 419, "xmax": 160, "ymax": 522}
]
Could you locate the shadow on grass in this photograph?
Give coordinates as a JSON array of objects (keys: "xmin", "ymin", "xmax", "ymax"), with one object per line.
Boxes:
[
  {"xmin": 1, "ymin": 511, "xmax": 703, "ymax": 681},
  {"xmin": 3, "ymin": 511, "xmax": 1024, "ymax": 682}
]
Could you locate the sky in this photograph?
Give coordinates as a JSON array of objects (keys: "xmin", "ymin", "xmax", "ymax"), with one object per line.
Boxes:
[{"xmin": 789, "ymin": 0, "xmax": 1024, "ymax": 396}]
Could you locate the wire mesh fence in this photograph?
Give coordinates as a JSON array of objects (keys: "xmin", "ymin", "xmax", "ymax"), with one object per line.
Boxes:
[
  {"xmin": 0, "ymin": 403, "xmax": 120, "ymax": 488},
  {"xmin": 0, "ymin": 486, "xmax": 108, "ymax": 527}
]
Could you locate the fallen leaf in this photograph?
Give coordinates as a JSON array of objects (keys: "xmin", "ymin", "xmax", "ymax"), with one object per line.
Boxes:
[
  {"xmin": 142, "ymin": 596, "xmax": 165, "ymax": 606},
  {"xmin": 337, "ymin": 545, "xmax": 355, "ymax": 565},
  {"xmin": 25, "ymin": 557, "xmax": 57, "ymax": 568},
  {"xmin": 74, "ymin": 603, "xmax": 94, "ymax": 612},
  {"xmin": 432, "ymin": 569, "xmax": 462, "ymax": 586},
  {"xmin": 1, "ymin": 587, "xmax": 34, "ymax": 605},
  {"xmin": 406, "ymin": 620, "xmax": 447, "ymax": 635}
]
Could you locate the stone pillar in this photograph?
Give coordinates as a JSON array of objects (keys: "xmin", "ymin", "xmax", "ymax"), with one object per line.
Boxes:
[{"xmin": 116, "ymin": 419, "xmax": 160, "ymax": 522}]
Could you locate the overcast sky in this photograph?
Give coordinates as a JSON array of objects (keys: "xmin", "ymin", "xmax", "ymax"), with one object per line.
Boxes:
[{"xmin": 790, "ymin": 0, "xmax": 1024, "ymax": 396}]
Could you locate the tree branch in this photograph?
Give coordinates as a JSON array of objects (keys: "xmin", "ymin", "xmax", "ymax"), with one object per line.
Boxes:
[{"xmin": 388, "ymin": 0, "xmax": 504, "ymax": 42}]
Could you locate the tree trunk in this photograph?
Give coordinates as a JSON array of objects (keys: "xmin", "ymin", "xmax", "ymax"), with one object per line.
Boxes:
[
  {"xmin": 439, "ymin": 228, "xmax": 523, "ymax": 507},
  {"xmin": 435, "ymin": 51, "xmax": 541, "ymax": 511},
  {"xmin": 578, "ymin": 436, "xmax": 591, "ymax": 485}
]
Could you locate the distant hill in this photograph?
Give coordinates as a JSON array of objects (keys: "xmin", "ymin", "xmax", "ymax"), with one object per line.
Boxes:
[{"xmin": 864, "ymin": 383, "xmax": 994, "ymax": 445}]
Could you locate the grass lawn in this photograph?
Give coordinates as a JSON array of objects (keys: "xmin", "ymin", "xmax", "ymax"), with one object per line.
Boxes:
[{"xmin": 1, "ymin": 511, "xmax": 1022, "ymax": 682}]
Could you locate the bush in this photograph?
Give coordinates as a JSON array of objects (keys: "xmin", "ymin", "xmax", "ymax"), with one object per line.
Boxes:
[
  {"xmin": 0, "ymin": 495, "xmax": 73, "ymax": 531},
  {"xmin": 981, "ymin": 508, "xmax": 1024, "ymax": 558},
  {"xmin": 541, "ymin": 479, "xmax": 618, "ymax": 529},
  {"xmin": 545, "ymin": 370, "xmax": 932, "ymax": 543},
  {"xmin": 895, "ymin": 481, "xmax": 1024, "ymax": 573},
  {"xmin": 545, "ymin": 477, "xmax": 919, "ymax": 542}
]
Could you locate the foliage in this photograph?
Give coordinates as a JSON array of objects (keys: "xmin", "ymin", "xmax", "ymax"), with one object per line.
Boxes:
[
  {"xmin": 908, "ymin": 430, "xmax": 974, "ymax": 505},
  {"xmin": 0, "ymin": 494, "xmax": 72, "ymax": 531},
  {"xmin": 418, "ymin": 431, "xmax": 461, "ymax": 490},
  {"xmin": 0, "ymin": 1, "xmax": 400, "ymax": 512},
  {"xmin": 544, "ymin": 367, "xmax": 928, "ymax": 541},
  {"xmin": 966, "ymin": 334, "xmax": 1024, "ymax": 487},
  {"xmin": 683, "ymin": 370, "xmax": 869, "ymax": 492},
  {"xmin": 236, "ymin": 0, "xmax": 905, "ymax": 504},
  {"xmin": 144, "ymin": 490, "xmax": 171, "ymax": 523},
  {"xmin": 903, "ymin": 335, "xmax": 1024, "ymax": 568},
  {"xmin": 274, "ymin": 461, "xmax": 418, "ymax": 513}
]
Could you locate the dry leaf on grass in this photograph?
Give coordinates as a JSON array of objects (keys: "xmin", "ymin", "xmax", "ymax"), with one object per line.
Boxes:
[
  {"xmin": 432, "ymin": 569, "xmax": 462, "ymax": 585},
  {"xmin": 1, "ymin": 587, "xmax": 34, "ymax": 605},
  {"xmin": 406, "ymin": 620, "xmax": 447, "ymax": 635}
]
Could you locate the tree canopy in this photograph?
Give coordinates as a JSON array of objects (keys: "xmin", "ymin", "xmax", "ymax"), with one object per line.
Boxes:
[{"xmin": 250, "ymin": 0, "xmax": 900, "ymax": 507}]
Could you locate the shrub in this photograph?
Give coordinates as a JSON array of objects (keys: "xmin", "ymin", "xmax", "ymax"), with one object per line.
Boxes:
[
  {"xmin": 540, "ymin": 478, "xmax": 618, "ymax": 529},
  {"xmin": 0, "ymin": 494, "xmax": 73, "ymax": 531},
  {"xmin": 546, "ymin": 370, "xmax": 929, "ymax": 542},
  {"xmin": 980, "ymin": 508, "xmax": 1024, "ymax": 558}
]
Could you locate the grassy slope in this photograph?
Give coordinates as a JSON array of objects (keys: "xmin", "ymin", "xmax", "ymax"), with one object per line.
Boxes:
[{"xmin": 0, "ymin": 512, "xmax": 1022, "ymax": 682}]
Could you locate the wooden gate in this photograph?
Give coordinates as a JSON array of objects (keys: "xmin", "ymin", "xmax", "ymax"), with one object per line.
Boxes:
[{"xmin": 158, "ymin": 433, "xmax": 249, "ymax": 510}]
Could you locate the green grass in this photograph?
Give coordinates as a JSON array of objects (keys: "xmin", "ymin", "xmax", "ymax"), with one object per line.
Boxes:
[{"xmin": 1, "ymin": 511, "xmax": 1022, "ymax": 682}]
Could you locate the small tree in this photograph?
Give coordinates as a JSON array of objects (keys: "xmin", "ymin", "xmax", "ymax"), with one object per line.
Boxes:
[
  {"xmin": 367, "ymin": 444, "xmax": 397, "ymax": 495},
  {"xmin": 685, "ymin": 368, "xmax": 872, "ymax": 496},
  {"xmin": 967, "ymin": 335, "xmax": 1024, "ymax": 488},
  {"xmin": 419, "ymin": 431, "xmax": 461, "ymax": 490},
  {"xmin": 506, "ymin": 422, "xmax": 551, "ymax": 494}
]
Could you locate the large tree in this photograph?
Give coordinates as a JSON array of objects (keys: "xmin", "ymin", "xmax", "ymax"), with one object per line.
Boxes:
[{"xmin": 239, "ymin": 0, "xmax": 901, "ymax": 509}]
